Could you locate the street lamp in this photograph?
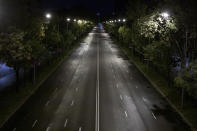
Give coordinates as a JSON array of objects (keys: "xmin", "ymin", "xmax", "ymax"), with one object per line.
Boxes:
[
  {"xmin": 67, "ymin": 18, "xmax": 71, "ymax": 22},
  {"xmin": 161, "ymin": 12, "xmax": 169, "ymax": 18},
  {"xmin": 46, "ymin": 13, "xmax": 52, "ymax": 19}
]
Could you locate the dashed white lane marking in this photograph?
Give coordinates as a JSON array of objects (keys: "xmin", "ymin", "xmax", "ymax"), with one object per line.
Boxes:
[
  {"xmin": 124, "ymin": 111, "xmax": 128, "ymax": 118},
  {"xmin": 142, "ymin": 97, "xmax": 146, "ymax": 102},
  {"xmin": 13, "ymin": 128, "xmax": 16, "ymax": 131},
  {"xmin": 152, "ymin": 112, "xmax": 157, "ymax": 120},
  {"xmin": 45, "ymin": 101, "xmax": 50, "ymax": 106},
  {"xmin": 136, "ymin": 86, "xmax": 138, "ymax": 89},
  {"xmin": 116, "ymin": 84, "xmax": 119, "ymax": 88},
  {"xmin": 46, "ymin": 126, "xmax": 51, "ymax": 131},
  {"xmin": 64, "ymin": 119, "xmax": 68, "ymax": 128},
  {"xmin": 71, "ymin": 100, "xmax": 75, "ymax": 106},
  {"xmin": 76, "ymin": 87, "xmax": 78, "ymax": 92},
  {"xmin": 79, "ymin": 127, "xmax": 82, "ymax": 131},
  {"xmin": 32, "ymin": 120, "xmax": 38, "ymax": 128},
  {"xmin": 120, "ymin": 95, "xmax": 123, "ymax": 100}
]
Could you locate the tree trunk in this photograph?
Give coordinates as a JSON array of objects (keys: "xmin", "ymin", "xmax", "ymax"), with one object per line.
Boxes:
[{"xmin": 33, "ymin": 64, "xmax": 36, "ymax": 84}]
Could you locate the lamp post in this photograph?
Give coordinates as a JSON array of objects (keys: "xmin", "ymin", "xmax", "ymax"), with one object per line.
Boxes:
[
  {"xmin": 46, "ymin": 13, "xmax": 52, "ymax": 19},
  {"xmin": 161, "ymin": 12, "xmax": 169, "ymax": 18},
  {"xmin": 66, "ymin": 18, "xmax": 71, "ymax": 31}
]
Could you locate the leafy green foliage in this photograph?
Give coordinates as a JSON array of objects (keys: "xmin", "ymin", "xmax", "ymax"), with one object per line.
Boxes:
[{"xmin": 0, "ymin": 28, "xmax": 32, "ymax": 69}]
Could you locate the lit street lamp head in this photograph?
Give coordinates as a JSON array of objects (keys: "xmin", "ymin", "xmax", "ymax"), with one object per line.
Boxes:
[
  {"xmin": 161, "ymin": 12, "xmax": 169, "ymax": 18},
  {"xmin": 67, "ymin": 18, "xmax": 71, "ymax": 22},
  {"xmin": 46, "ymin": 13, "xmax": 52, "ymax": 19}
]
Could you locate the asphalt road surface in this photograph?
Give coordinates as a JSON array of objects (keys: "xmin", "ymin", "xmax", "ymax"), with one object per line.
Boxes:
[{"xmin": 0, "ymin": 27, "xmax": 190, "ymax": 131}]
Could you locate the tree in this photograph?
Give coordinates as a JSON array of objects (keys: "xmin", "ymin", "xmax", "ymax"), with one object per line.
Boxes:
[{"xmin": 0, "ymin": 27, "xmax": 32, "ymax": 91}]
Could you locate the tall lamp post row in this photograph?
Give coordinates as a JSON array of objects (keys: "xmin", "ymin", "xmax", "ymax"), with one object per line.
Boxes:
[{"xmin": 106, "ymin": 18, "xmax": 127, "ymax": 24}]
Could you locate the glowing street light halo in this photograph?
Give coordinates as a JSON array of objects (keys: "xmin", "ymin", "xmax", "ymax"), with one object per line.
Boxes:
[
  {"xmin": 46, "ymin": 13, "xmax": 52, "ymax": 19},
  {"xmin": 161, "ymin": 12, "xmax": 169, "ymax": 18},
  {"xmin": 67, "ymin": 18, "xmax": 71, "ymax": 22}
]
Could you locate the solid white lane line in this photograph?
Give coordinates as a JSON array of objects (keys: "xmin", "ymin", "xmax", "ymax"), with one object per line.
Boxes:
[
  {"xmin": 152, "ymin": 112, "xmax": 157, "ymax": 120},
  {"xmin": 79, "ymin": 127, "xmax": 82, "ymax": 131},
  {"xmin": 45, "ymin": 101, "xmax": 50, "ymax": 106},
  {"xmin": 46, "ymin": 127, "xmax": 51, "ymax": 131},
  {"xmin": 71, "ymin": 100, "xmax": 75, "ymax": 106},
  {"xmin": 32, "ymin": 120, "xmax": 38, "ymax": 128},
  {"xmin": 13, "ymin": 128, "xmax": 16, "ymax": 131},
  {"xmin": 95, "ymin": 37, "xmax": 100, "ymax": 131},
  {"xmin": 124, "ymin": 111, "xmax": 128, "ymax": 118},
  {"xmin": 120, "ymin": 95, "xmax": 123, "ymax": 100},
  {"xmin": 64, "ymin": 119, "xmax": 68, "ymax": 127}
]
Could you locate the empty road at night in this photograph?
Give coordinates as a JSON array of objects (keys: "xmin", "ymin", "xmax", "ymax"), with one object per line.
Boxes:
[{"xmin": 0, "ymin": 27, "xmax": 189, "ymax": 131}]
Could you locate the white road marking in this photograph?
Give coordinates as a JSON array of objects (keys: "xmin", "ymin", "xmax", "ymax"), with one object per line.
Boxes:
[
  {"xmin": 79, "ymin": 127, "xmax": 82, "ymax": 131},
  {"xmin": 120, "ymin": 95, "xmax": 123, "ymax": 100},
  {"xmin": 76, "ymin": 87, "xmax": 78, "ymax": 92},
  {"xmin": 46, "ymin": 127, "xmax": 51, "ymax": 131},
  {"xmin": 116, "ymin": 84, "xmax": 119, "ymax": 88},
  {"xmin": 32, "ymin": 120, "xmax": 38, "ymax": 128},
  {"xmin": 136, "ymin": 86, "xmax": 138, "ymax": 89},
  {"xmin": 95, "ymin": 38, "xmax": 100, "ymax": 131},
  {"xmin": 124, "ymin": 111, "xmax": 128, "ymax": 118},
  {"xmin": 64, "ymin": 119, "xmax": 68, "ymax": 127},
  {"xmin": 152, "ymin": 112, "xmax": 157, "ymax": 120},
  {"xmin": 71, "ymin": 100, "xmax": 75, "ymax": 106},
  {"xmin": 13, "ymin": 128, "xmax": 16, "ymax": 131},
  {"xmin": 142, "ymin": 97, "xmax": 146, "ymax": 102},
  {"xmin": 45, "ymin": 101, "xmax": 50, "ymax": 106}
]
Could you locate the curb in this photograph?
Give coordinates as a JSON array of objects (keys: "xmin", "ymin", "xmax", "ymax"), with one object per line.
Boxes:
[
  {"xmin": 119, "ymin": 45, "xmax": 196, "ymax": 131},
  {"xmin": 0, "ymin": 42, "xmax": 81, "ymax": 128}
]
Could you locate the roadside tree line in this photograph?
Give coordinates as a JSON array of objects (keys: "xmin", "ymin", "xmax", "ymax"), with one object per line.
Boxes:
[
  {"xmin": 104, "ymin": 0, "xmax": 197, "ymax": 104},
  {"xmin": 0, "ymin": 0, "xmax": 94, "ymax": 91}
]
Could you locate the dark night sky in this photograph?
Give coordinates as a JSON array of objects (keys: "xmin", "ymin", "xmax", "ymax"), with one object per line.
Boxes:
[{"xmin": 42, "ymin": 0, "xmax": 126, "ymax": 16}]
